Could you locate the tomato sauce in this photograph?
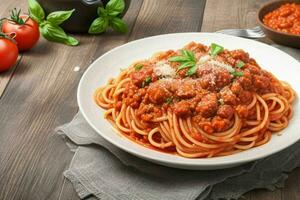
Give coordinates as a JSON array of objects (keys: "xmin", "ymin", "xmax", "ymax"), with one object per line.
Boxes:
[
  {"xmin": 263, "ymin": 3, "xmax": 300, "ymax": 35},
  {"xmin": 118, "ymin": 42, "xmax": 287, "ymax": 133}
]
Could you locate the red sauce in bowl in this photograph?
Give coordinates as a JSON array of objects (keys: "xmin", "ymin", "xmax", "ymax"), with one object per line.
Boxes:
[{"xmin": 263, "ymin": 3, "xmax": 300, "ymax": 35}]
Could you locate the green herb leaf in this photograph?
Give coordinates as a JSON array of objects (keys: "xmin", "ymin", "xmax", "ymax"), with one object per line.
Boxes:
[
  {"xmin": 169, "ymin": 50, "xmax": 197, "ymax": 74},
  {"xmin": 97, "ymin": 7, "xmax": 107, "ymax": 17},
  {"xmin": 235, "ymin": 61, "xmax": 245, "ymax": 68},
  {"xmin": 40, "ymin": 22, "xmax": 78, "ymax": 46},
  {"xmin": 110, "ymin": 17, "xmax": 128, "ymax": 33},
  {"xmin": 209, "ymin": 43, "xmax": 224, "ymax": 57},
  {"xmin": 165, "ymin": 97, "xmax": 173, "ymax": 104},
  {"xmin": 106, "ymin": 0, "xmax": 125, "ymax": 16},
  {"xmin": 46, "ymin": 9, "xmax": 75, "ymax": 26},
  {"xmin": 177, "ymin": 61, "xmax": 195, "ymax": 71},
  {"xmin": 168, "ymin": 56, "xmax": 190, "ymax": 62},
  {"xmin": 66, "ymin": 36, "xmax": 79, "ymax": 46},
  {"xmin": 134, "ymin": 64, "xmax": 143, "ymax": 71},
  {"xmin": 231, "ymin": 71, "xmax": 244, "ymax": 77},
  {"xmin": 181, "ymin": 49, "xmax": 196, "ymax": 62},
  {"xmin": 28, "ymin": 0, "xmax": 45, "ymax": 23},
  {"xmin": 186, "ymin": 65, "xmax": 198, "ymax": 76},
  {"xmin": 88, "ymin": 17, "xmax": 109, "ymax": 34},
  {"xmin": 141, "ymin": 76, "xmax": 152, "ymax": 88}
]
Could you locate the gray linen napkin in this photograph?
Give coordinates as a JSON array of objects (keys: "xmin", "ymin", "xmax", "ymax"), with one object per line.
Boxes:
[{"xmin": 57, "ymin": 45, "xmax": 300, "ymax": 200}]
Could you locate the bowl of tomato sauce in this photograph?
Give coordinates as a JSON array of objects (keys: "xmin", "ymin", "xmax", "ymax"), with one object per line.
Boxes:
[{"xmin": 258, "ymin": 0, "xmax": 300, "ymax": 48}]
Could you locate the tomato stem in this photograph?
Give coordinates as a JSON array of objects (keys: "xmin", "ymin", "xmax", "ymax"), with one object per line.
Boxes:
[{"xmin": 10, "ymin": 8, "xmax": 25, "ymax": 25}]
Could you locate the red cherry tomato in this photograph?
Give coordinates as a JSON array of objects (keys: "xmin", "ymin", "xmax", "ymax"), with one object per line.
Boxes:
[
  {"xmin": 2, "ymin": 15, "xmax": 40, "ymax": 51},
  {"xmin": 0, "ymin": 38, "xmax": 19, "ymax": 72}
]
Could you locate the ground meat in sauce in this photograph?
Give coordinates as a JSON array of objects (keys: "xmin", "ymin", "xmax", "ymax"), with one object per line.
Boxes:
[
  {"xmin": 220, "ymin": 86, "xmax": 237, "ymax": 105},
  {"xmin": 147, "ymin": 82, "xmax": 172, "ymax": 104},
  {"xmin": 197, "ymin": 64, "xmax": 232, "ymax": 91},
  {"xmin": 122, "ymin": 42, "xmax": 286, "ymax": 131},
  {"xmin": 196, "ymin": 93, "xmax": 218, "ymax": 118},
  {"xmin": 137, "ymin": 103, "xmax": 162, "ymax": 121},
  {"xmin": 175, "ymin": 80, "xmax": 196, "ymax": 98},
  {"xmin": 211, "ymin": 116, "xmax": 231, "ymax": 132},
  {"xmin": 235, "ymin": 105, "xmax": 249, "ymax": 119},
  {"xmin": 217, "ymin": 105, "xmax": 234, "ymax": 119},
  {"xmin": 130, "ymin": 66, "xmax": 153, "ymax": 87},
  {"xmin": 173, "ymin": 100, "xmax": 192, "ymax": 117}
]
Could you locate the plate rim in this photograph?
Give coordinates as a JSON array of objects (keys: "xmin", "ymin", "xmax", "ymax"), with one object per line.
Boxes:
[{"xmin": 77, "ymin": 32, "xmax": 300, "ymax": 168}]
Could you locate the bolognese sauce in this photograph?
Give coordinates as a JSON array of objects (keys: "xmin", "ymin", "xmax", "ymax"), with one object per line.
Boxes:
[
  {"xmin": 263, "ymin": 3, "xmax": 300, "ymax": 35},
  {"xmin": 94, "ymin": 41, "xmax": 295, "ymax": 158}
]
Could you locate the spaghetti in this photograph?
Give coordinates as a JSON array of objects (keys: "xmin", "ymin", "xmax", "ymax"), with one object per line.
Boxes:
[{"xmin": 94, "ymin": 42, "xmax": 295, "ymax": 158}]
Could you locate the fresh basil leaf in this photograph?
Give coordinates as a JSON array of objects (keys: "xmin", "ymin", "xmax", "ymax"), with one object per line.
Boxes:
[
  {"xmin": 88, "ymin": 17, "xmax": 109, "ymax": 34},
  {"xmin": 209, "ymin": 43, "xmax": 224, "ymax": 57},
  {"xmin": 97, "ymin": 7, "xmax": 107, "ymax": 17},
  {"xmin": 141, "ymin": 76, "xmax": 152, "ymax": 88},
  {"xmin": 66, "ymin": 36, "xmax": 79, "ymax": 46},
  {"xmin": 235, "ymin": 60, "xmax": 245, "ymax": 68},
  {"xmin": 176, "ymin": 62, "xmax": 195, "ymax": 72},
  {"xmin": 46, "ymin": 9, "xmax": 75, "ymax": 26},
  {"xmin": 106, "ymin": 0, "xmax": 125, "ymax": 16},
  {"xmin": 165, "ymin": 97, "xmax": 173, "ymax": 104},
  {"xmin": 28, "ymin": 0, "xmax": 45, "ymax": 23},
  {"xmin": 181, "ymin": 49, "xmax": 196, "ymax": 62},
  {"xmin": 110, "ymin": 17, "xmax": 128, "ymax": 33},
  {"xmin": 186, "ymin": 65, "xmax": 198, "ymax": 76},
  {"xmin": 134, "ymin": 64, "xmax": 143, "ymax": 71},
  {"xmin": 231, "ymin": 71, "xmax": 244, "ymax": 77},
  {"xmin": 169, "ymin": 56, "xmax": 190, "ymax": 62},
  {"xmin": 40, "ymin": 22, "xmax": 78, "ymax": 46}
]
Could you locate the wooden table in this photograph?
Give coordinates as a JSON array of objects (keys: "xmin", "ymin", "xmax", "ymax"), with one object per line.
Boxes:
[{"xmin": 0, "ymin": 0, "xmax": 299, "ymax": 199}]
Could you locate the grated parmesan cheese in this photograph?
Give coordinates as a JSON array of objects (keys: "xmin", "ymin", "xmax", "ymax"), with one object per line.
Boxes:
[
  {"xmin": 198, "ymin": 55, "xmax": 211, "ymax": 64},
  {"xmin": 154, "ymin": 61, "xmax": 176, "ymax": 78},
  {"xmin": 207, "ymin": 60, "xmax": 235, "ymax": 73}
]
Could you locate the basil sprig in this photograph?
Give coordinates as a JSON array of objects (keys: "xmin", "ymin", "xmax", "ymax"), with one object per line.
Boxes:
[
  {"xmin": 169, "ymin": 49, "xmax": 197, "ymax": 76},
  {"xmin": 235, "ymin": 60, "xmax": 245, "ymax": 68},
  {"xmin": 209, "ymin": 43, "xmax": 224, "ymax": 57},
  {"xmin": 89, "ymin": 0, "xmax": 128, "ymax": 34},
  {"xmin": 28, "ymin": 0, "xmax": 78, "ymax": 46}
]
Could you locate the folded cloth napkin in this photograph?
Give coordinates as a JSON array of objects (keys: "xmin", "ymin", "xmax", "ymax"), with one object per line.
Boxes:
[{"xmin": 57, "ymin": 45, "xmax": 300, "ymax": 200}]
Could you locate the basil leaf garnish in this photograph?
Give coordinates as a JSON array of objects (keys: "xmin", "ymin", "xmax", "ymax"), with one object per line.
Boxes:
[
  {"xmin": 235, "ymin": 61, "xmax": 245, "ymax": 68},
  {"xmin": 89, "ymin": 0, "xmax": 128, "ymax": 35},
  {"xmin": 28, "ymin": 0, "xmax": 78, "ymax": 46},
  {"xmin": 88, "ymin": 17, "xmax": 109, "ymax": 34},
  {"xmin": 46, "ymin": 9, "xmax": 75, "ymax": 26},
  {"xmin": 110, "ymin": 17, "xmax": 128, "ymax": 33},
  {"xmin": 28, "ymin": 0, "xmax": 45, "ymax": 23},
  {"xmin": 209, "ymin": 43, "xmax": 224, "ymax": 57},
  {"xmin": 40, "ymin": 22, "xmax": 78, "ymax": 46},
  {"xmin": 134, "ymin": 64, "xmax": 143, "ymax": 71},
  {"xmin": 231, "ymin": 71, "xmax": 244, "ymax": 77},
  {"xmin": 106, "ymin": 0, "xmax": 125, "ymax": 16},
  {"xmin": 169, "ymin": 50, "xmax": 197, "ymax": 76}
]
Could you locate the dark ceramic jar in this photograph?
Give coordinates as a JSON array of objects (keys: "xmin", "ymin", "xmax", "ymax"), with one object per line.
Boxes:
[{"xmin": 37, "ymin": 0, "xmax": 131, "ymax": 33}]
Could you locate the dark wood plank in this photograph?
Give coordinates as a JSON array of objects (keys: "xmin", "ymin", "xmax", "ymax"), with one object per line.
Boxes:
[
  {"xmin": 0, "ymin": 56, "xmax": 22, "ymax": 99},
  {"xmin": 0, "ymin": 0, "xmax": 143, "ymax": 199},
  {"xmin": 128, "ymin": 0, "xmax": 206, "ymax": 40}
]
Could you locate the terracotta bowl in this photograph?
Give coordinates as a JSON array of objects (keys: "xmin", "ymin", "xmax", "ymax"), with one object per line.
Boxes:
[
  {"xmin": 38, "ymin": 0, "xmax": 131, "ymax": 33},
  {"xmin": 257, "ymin": 0, "xmax": 300, "ymax": 48}
]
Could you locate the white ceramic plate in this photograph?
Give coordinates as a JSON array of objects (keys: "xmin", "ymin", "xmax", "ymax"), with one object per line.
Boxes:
[{"xmin": 78, "ymin": 33, "xmax": 300, "ymax": 170}]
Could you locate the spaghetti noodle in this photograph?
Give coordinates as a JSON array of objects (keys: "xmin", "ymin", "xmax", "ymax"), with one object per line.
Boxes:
[{"xmin": 94, "ymin": 42, "xmax": 295, "ymax": 158}]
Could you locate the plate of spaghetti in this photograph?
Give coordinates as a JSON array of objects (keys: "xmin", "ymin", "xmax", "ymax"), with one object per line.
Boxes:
[{"xmin": 78, "ymin": 33, "xmax": 300, "ymax": 169}]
